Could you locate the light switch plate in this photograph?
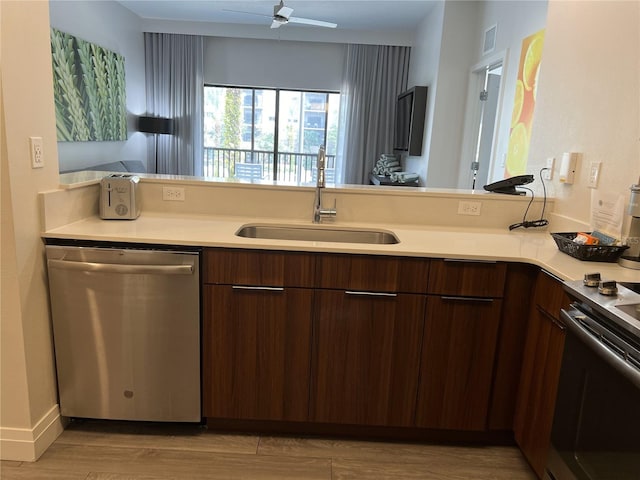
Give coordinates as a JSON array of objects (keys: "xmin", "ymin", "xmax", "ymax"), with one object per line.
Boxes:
[
  {"xmin": 544, "ymin": 157, "xmax": 555, "ymax": 180},
  {"xmin": 587, "ymin": 161, "xmax": 601, "ymax": 188}
]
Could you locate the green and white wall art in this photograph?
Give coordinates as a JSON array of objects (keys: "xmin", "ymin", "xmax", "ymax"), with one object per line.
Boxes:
[{"xmin": 50, "ymin": 28, "xmax": 127, "ymax": 142}]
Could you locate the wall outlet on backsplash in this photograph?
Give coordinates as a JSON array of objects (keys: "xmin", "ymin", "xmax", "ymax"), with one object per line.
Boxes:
[
  {"xmin": 162, "ymin": 186, "xmax": 185, "ymax": 201},
  {"xmin": 458, "ymin": 201, "xmax": 482, "ymax": 216}
]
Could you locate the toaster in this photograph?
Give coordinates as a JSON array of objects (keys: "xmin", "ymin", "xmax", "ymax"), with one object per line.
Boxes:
[{"xmin": 100, "ymin": 174, "xmax": 141, "ymax": 220}]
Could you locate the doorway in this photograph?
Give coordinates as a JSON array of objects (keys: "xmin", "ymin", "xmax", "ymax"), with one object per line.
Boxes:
[
  {"xmin": 473, "ymin": 63, "xmax": 502, "ymax": 188},
  {"xmin": 460, "ymin": 56, "xmax": 505, "ymax": 189}
]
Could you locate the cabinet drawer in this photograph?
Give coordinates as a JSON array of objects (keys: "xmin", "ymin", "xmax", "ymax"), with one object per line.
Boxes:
[
  {"xmin": 315, "ymin": 253, "xmax": 430, "ymax": 293},
  {"xmin": 428, "ymin": 259, "xmax": 506, "ymax": 297},
  {"xmin": 203, "ymin": 248, "xmax": 315, "ymax": 287}
]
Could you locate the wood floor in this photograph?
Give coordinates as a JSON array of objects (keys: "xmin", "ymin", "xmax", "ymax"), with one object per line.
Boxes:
[{"xmin": 1, "ymin": 420, "xmax": 536, "ymax": 479}]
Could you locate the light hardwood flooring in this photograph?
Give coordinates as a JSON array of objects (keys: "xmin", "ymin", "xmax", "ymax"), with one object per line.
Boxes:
[{"xmin": 1, "ymin": 421, "xmax": 536, "ymax": 479}]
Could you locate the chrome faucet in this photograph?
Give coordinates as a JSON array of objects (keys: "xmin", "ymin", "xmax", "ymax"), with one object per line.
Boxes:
[{"xmin": 313, "ymin": 145, "xmax": 337, "ymax": 223}]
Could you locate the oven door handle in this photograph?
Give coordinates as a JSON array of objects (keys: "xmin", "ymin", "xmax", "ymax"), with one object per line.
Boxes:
[{"xmin": 561, "ymin": 309, "xmax": 640, "ymax": 390}]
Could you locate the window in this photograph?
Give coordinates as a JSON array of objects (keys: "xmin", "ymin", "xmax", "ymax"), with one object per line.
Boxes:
[{"xmin": 203, "ymin": 86, "xmax": 340, "ymax": 182}]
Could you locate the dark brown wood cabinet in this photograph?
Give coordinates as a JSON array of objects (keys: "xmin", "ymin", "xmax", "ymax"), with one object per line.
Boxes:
[
  {"xmin": 427, "ymin": 258, "xmax": 507, "ymax": 297},
  {"xmin": 202, "ymin": 248, "xmax": 315, "ymax": 422},
  {"xmin": 203, "ymin": 285, "xmax": 312, "ymax": 421},
  {"xmin": 315, "ymin": 252, "xmax": 430, "ymax": 293},
  {"xmin": 415, "ymin": 259, "xmax": 506, "ymax": 431},
  {"xmin": 201, "ymin": 247, "xmax": 567, "ymax": 456},
  {"xmin": 514, "ymin": 269, "xmax": 570, "ymax": 479},
  {"xmin": 416, "ymin": 295, "xmax": 502, "ymax": 430},
  {"xmin": 203, "ymin": 248, "xmax": 315, "ymax": 287},
  {"xmin": 488, "ymin": 263, "xmax": 538, "ymax": 430},
  {"xmin": 310, "ymin": 253, "xmax": 429, "ymax": 427},
  {"xmin": 310, "ymin": 289, "xmax": 426, "ymax": 426}
]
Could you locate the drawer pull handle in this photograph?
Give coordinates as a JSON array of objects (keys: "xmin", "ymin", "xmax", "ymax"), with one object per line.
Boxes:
[
  {"xmin": 441, "ymin": 296, "xmax": 494, "ymax": 303},
  {"xmin": 345, "ymin": 291, "xmax": 397, "ymax": 297},
  {"xmin": 232, "ymin": 286, "xmax": 284, "ymax": 292},
  {"xmin": 443, "ymin": 258, "xmax": 497, "ymax": 264}
]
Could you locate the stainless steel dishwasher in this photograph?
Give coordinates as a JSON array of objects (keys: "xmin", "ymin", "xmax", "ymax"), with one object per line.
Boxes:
[{"xmin": 45, "ymin": 244, "xmax": 201, "ymax": 422}]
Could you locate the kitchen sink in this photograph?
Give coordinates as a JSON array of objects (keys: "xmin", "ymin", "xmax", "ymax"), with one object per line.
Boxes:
[{"xmin": 235, "ymin": 224, "xmax": 400, "ymax": 244}]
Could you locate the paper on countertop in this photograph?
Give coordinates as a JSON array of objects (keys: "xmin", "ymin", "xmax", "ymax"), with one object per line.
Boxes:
[{"xmin": 590, "ymin": 191, "xmax": 624, "ymax": 240}]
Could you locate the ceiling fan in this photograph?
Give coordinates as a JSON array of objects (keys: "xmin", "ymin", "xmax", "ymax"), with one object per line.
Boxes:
[{"xmin": 224, "ymin": 1, "xmax": 338, "ymax": 29}]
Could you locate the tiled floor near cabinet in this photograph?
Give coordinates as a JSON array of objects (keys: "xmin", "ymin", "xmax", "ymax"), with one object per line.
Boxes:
[{"xmin": 1, "ymin": 421, "xmax": 536, "ymax": 479}]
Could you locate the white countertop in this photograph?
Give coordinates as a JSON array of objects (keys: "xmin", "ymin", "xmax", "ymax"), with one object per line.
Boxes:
[{"xmin": 42, "ymin": 212, "xmax": 640, "ymax": 283}]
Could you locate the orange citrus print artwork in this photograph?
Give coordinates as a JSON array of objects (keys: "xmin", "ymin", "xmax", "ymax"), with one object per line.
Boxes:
[{"xmin": 505, "ymin": 29, "xmax": 544, "ymax": 177}]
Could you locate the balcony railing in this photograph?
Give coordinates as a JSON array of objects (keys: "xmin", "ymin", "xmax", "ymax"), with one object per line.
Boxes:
[{"xmin": 203, "ymin": 147, "xmax": 336, "ymax": 183}]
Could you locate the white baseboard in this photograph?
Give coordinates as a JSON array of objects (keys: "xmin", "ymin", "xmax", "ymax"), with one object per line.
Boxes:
[{"xmin": 0, "ymin": 404, "xmax": 66, "ymax": 461}]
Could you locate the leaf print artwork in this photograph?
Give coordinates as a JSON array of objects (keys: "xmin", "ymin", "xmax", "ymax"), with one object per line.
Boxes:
[{"xmin": 50, "ymin": 28, "xmax": 127, "ymax": 142}]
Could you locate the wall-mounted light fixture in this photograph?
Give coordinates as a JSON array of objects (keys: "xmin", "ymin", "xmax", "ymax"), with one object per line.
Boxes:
[{"xmin": 137, "ymin": 116, "xmax": 175, "ymax": 173}]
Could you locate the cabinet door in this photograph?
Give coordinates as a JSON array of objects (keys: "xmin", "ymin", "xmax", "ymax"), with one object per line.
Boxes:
[
  {"xmin": 203, "ymin": 285, "xmax": 312, "ymax": 422},
  {"xmin": 488, "ymin": 263, "xmax": 538, "ymax": 430},
  {"xmin": 310, "ymin": 290, "xmax": 426, "ymax": 427},
  {"xmin": 415, "ymin": 296, "xmax": 502, "ymax": 431},
  {"xmin": 514, "ymin": 305, "xmax": 566, "ymax": 478},
  {"xmin": 533, "ymin": 269, "xmax": 572, "ymax": 320}
]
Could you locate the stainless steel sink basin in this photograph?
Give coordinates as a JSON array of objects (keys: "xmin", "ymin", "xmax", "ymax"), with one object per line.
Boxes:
[{"xmin": 235, "ymin": 224, "xmax": 399, "ymax": 244}]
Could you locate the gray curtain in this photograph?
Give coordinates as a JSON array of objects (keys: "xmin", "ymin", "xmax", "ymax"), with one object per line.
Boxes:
[
  {"xmin": 144, "ymin": 33, "xmax": 204, "ymax": 176},
  {"xmin": 337, "ymin": 44, "xmax": 410, "ymax": 184}
]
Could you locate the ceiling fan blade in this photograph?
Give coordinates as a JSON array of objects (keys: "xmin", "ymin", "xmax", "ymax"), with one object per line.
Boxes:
[
  {"xmin": 275, "ymin": 4, "xmax": 294, "ymax": 20},
  {"xmin": 270, "ymin": 19, "xmax": 285, "ymax": 29},
  {"xmin": 288, "ymin": 16, "xmax": 338, "ymax": 28},
  {"xmin": 222, "ymin": 9, "xmax": 272, "ymax": 19}
]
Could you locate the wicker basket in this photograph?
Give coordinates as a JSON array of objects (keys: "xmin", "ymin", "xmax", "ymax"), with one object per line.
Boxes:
[{"xmin": 550, "ymin": 232, "xmax": 629, "ymax": 262}]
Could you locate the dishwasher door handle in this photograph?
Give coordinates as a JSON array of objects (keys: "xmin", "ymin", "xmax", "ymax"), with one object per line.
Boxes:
[{"xmin": 47, "ymin": 259, "xmax": 194, "ymax": 275}]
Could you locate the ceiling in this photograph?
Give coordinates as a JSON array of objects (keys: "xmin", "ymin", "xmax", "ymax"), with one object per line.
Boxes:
[{"xmin": 116, "ymin": 1, "xmax": 438, "ymax": 32}]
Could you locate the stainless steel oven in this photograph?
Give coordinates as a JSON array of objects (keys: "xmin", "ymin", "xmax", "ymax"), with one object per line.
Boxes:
[{"xmin": 545, "ymin": 279, "xmax": 640, "ymax": 480}]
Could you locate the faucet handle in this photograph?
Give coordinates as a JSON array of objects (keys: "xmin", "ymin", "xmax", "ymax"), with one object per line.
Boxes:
[{"xmin": 321, "ymin": 199, "xmax": 337, "ymax": 218}]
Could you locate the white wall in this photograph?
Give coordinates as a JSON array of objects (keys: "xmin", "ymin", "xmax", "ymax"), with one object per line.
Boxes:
[
  {"xmin": 405, "ymin": 2, "xmax": 444, "ymax": 182},
  {"xmin": 528, "ymin": 0, "xmax": 640, "ymax": 228},
  {"xmin": 1, "ymin": 0, "xmax": 64, "ymax": 461},
  {"xmin": 474, "ymin": 0, "xmax": 548, "ymax": 186},
  {"xmin": 204, "ymin": 37, "xmax": 345, "ymax": 91},
  {"xmin": 425, "ymin": 0, "xmax": 480, "ymax": 188},
  {"xmin": 410, "ymin": 1, "xmax": 548, "ymax": 188},
  {"xmin": 49, "ymin": 0, "xmax": 147, "ymax": 172},
  {"xmin": 407, "ymin": 1, "xmax": 479, "ymax": 187}
]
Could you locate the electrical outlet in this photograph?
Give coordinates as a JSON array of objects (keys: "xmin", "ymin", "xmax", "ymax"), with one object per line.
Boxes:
[
  {"xmin": 162, "ymin": 186, "xmax": 185, "ymax": 201},
  {"xmin": 30, "ymin": 136, "xmax": 44, "ymax": 168},
  {"xmin": 543, "ymin": 157, "xmax": 555, "ymax": 180},
  {"xmin": 457, "ymin": 201, "xmax": 482, "ymax": 216},
  {"xmin": 588, "ymin": 161, "xmax": 601, "ymax": 188}
]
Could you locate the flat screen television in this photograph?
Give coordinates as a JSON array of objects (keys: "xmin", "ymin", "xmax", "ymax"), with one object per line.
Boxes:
[{"xmin": 393, "ymin": 86, "xmax": 428, "ymax": 156}]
